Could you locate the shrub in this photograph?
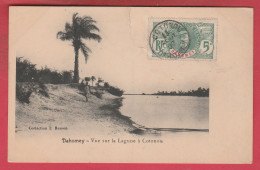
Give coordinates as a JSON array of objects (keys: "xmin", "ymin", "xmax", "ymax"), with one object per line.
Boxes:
[
  {"xmin": 91, "ymin": 91, "xmax": 103, "ymax": 99},
  {"xmin": 104, "ymin": 82, "xmax": 109, "ymax": 89},
  {"xmin": 106, "ymin": 85, "xmax": 124, "ymax": 97},
  {"xmin": 16, "ymin": 57, "xmax": 38, "ymax": 82},
  {"xmin": 16, "ymin": 84, "xmax": 33, "ymax": 104},
  {"xmin": 96, "ymin": 77, "xmax": 104, "ymax": 87},
  {"xmin": 38, "ymin": 67, "xmax": 63, "ymax": 84},
  {"xmin": 62, "ymin": 71, "xmax": 73, "ymax": 84},
  {"xmin": 16, "ymin": 57, "xmax": 74, "ymax": 84},
  {"xmin": 78, "ymin": 80, "xmax": 85, "ymax": 92},
  {"xmin": 38, "ymin": 81, "xmax": 49, "ymax": 97},
  {"xmin": 85, "ymin": 77, "xmax": 91, "ymax": 82}
]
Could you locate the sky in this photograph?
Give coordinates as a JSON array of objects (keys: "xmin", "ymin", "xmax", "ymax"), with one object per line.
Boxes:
[{"xmin": 10, "ymin": 7, "xmax": 210, "ymax": 94}]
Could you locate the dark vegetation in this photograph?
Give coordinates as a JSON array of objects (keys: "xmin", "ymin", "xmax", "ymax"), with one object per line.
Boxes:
[
  {"xmin": 16, "ymin": 83, "xmax": 33, "ymax": 104},
  {"xmin": 105, "ymin": 85, "xmax": 124, "ymax": 97},
  {"xmin": 16, "ymin": 58, "xmax": 53, "ymax": 103},
  {"xmin": 16, "ymin": 57, "xmax": 73, "ymax": 103},
  {"xmin": 153, "ymin": 87, "xmax": 209, "ymax": 97},
  {"xmin": 16, "ymin": 82, "xmax": 49, "ymax": 104},
  {"xmin": 78, "ymin": 77, "xmax": 124, "ymax": 99},
  {"xmin": 16, "ymin": 57, "xmax": 73, "ymax": 84},
  {"xmin": 16, "ymin": 57, "xmax": 124, "ymax": 103},
  {"xmin": 102, "ymin": 81, "xmax": 124, "ymax": 97},
  {"xmin": 38, "ymin": 82, "xmax": 49, "ymax": 98}
]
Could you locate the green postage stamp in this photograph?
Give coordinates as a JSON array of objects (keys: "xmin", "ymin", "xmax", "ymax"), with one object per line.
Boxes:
[{"xmin": 149, "ymin": 18, "xmax": 217, "ymax": 59}]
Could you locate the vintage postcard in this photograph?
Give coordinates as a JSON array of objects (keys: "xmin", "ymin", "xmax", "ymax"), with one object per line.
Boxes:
[{"xmin": 8, "ymin": 7, "xmax": 253, "ymax": 163}]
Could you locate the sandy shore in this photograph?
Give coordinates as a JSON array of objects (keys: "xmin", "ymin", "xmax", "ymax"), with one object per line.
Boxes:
[{"xmin": 15, "ymin": 83, "xmax": 141, "ymax": 137}]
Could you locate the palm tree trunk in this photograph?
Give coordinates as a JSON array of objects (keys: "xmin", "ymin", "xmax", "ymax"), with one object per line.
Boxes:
[{"xmin": 73, "ymin": 46, "xmax": 80, "ymax": 83}]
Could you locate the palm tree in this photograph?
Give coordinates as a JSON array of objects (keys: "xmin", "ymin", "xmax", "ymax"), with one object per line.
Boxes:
[
  {"xmin": 57, "ymin": 13, "xmax": 101, "ymax": 83},
  {"xmin": 91, "ymin": 76, "xmax": 96, "ymax": 86}
]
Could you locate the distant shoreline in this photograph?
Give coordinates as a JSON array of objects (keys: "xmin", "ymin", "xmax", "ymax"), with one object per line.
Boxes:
[
  {"xmin": 123, "ymin": 94, "xmax": 209, "ymax": 97},
  {"xmin": 124, "ymin": 87, "xmax": 209, "ymax": 97}
]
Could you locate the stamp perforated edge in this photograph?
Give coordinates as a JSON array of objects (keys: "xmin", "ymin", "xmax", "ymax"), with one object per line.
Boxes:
[{"xmin": 147, "ymin": 17, "xmax": 218, "ymax": 62}]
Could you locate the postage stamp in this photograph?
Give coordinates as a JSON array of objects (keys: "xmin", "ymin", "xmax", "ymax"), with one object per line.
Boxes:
[{"xmin": 149, "ymin": 18, "xmax": 217, "ymax": 60}]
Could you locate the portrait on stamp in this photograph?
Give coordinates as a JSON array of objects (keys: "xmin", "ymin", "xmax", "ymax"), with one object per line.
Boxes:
[{"xmin": 149, "ymin": 19, "xmax": 217, "ymax": 59}]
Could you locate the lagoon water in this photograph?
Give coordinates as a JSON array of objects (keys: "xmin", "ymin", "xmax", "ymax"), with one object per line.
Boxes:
[{"xmin": 120, "ymin": 95, "xmax": 209, "ymax": 130}]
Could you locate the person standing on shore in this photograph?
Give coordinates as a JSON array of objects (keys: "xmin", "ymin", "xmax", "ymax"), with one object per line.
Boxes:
[{"xmin": 84, "ymin": 77, "xmax": 91, "ymax": 102}]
